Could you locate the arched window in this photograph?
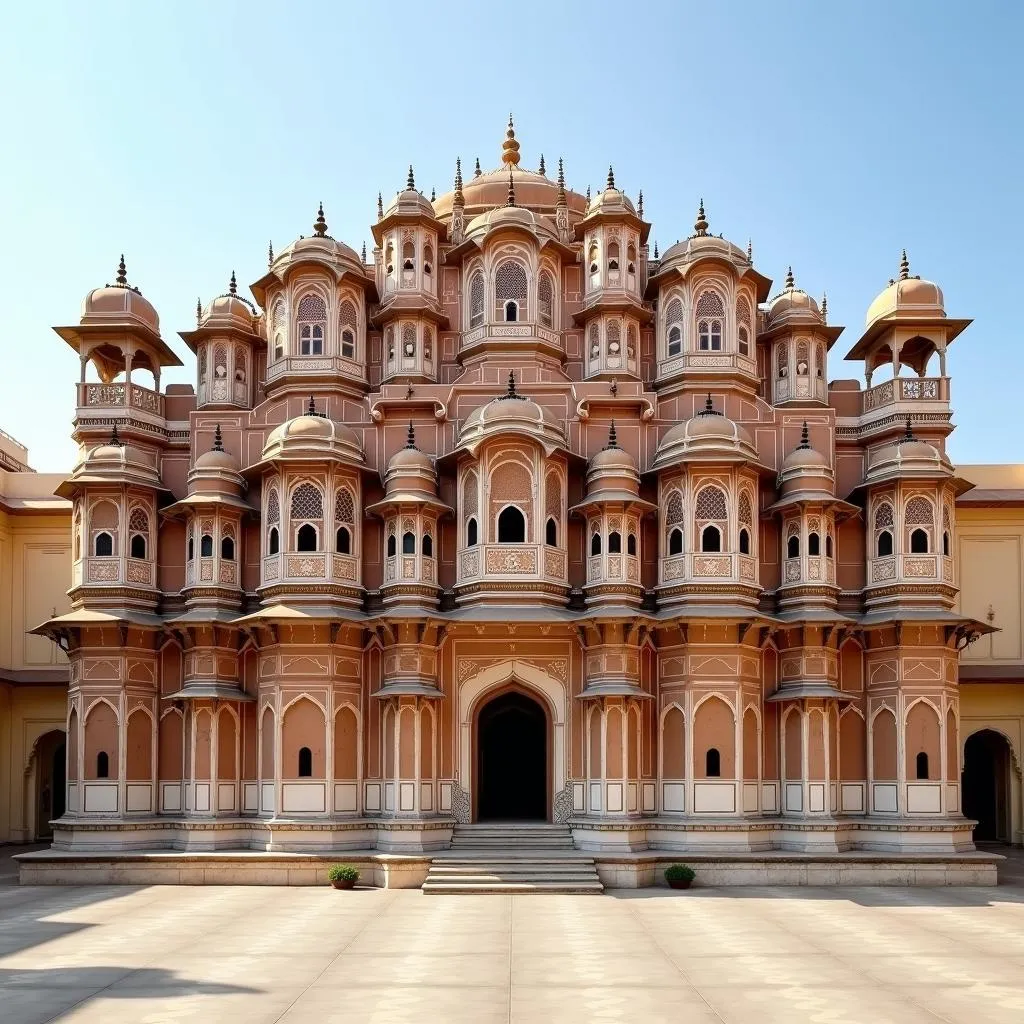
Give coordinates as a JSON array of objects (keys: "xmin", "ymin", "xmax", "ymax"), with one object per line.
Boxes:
[
  {"xmin": 221, "ymin": 536, "xmax": 235, "ymax": 560},
  {"xmin": 296, "ymin": 293, "xmax": 326, "ymax": 356},
  {"xmin": 298, "ymin": 746, "xmax": 313, "ymax": 778},
  {"xmin": 874, "ymin": 501, "xmax": 894, "ymax": 558},
  {"xmin": 334, "ymin": 488, "xmax": 354, "ymax": 556},
  {"xmin": 607, "ymin": 240, "xmax": 619, "ymax": 272},
  {"xmin": 538, "ymin": 272, "xmax": 554, "ymax": 328},
  {"xmin": 545, "ymin": 518, "xmax": 557, "ymax": 546},
  {"xmin": 402, "ymin": 531, "xmax": 416, "ymax": 555},
  {"xmin": 268, "ymin": 527, "xmax": 280, "ymax": 555},
  {"xmin": 910, "ymin": 528, "xmax": 929, "ymax": 554},
  {"xmin": 942, "ymin": 531, "xmax": 950, "ymax": 556},
  {"xmin": 627, "ymin": 533, "xmax": 637, "ymax": 556},
  {"xmin": 495, "ymin": 261, "xmax": 528, "ymax": 322},
  {"xmin": 666, "ymin": 488, "xmax": 684, "ymax": 556},
  {"xmin": 626, "ymin": 242, "xmax": 637, "ymax": 276},
  {"xmin": 808, "ymin": 532, "xmax": 821, "ymax": 556},
  {"xmin": 128, "ymin": 507, "xmax": 148, "ymax": 560},
  {"xmin": 738, "ymin": 326, "xmax": 749, "ymax": 356},
  {"xmin": 588, "ymin": 241, "xmax": 599, "ymax": 276},
  {"xmin": 200, "ymin": 534, "xmax": 213, "ymax": 557},
  {"xmin": 467, "ymin": 517, "xmax": 478, "ymax": 546},
  {"xmin": 336, "ymin": 526, "xmax": 351, "ymax": 554},
  {"xmin": 738, "ymin": 491, "xmax": 753, "ymax": 557},
  {"xmin": 701, "ymin": 524, "xmax": 722, "ymax": 552},
  {"xmin": 736, "ymin": 295, "xmax": 752, "ymax": 356},
  {"xmin": 384, "ymin": 240, "xmax": 395, "ymax": 277},
  {"xmin": 497, "ymin": 506, "xmax": 525, "ymax": 543},
  {"xmin": 297, "ymin": 523, "xmax": 317, "ymax": 552},
  {"xmin": 422, "ymin": 534, "xmax": 433, "ymax": 557},
  {"xmin": 877, "ymin": 531, "xmax": 894, "ymax": 557},
  {"xmin": 705, "ymin": 748, "xmax": 721, "ymax": 777},
  {"xmin": 739, "ymin": 528, "xmax": 750, "ymax": 555},
  {"xmin": 94, "ymin": 532, "xmax": 113, "ymax": 557},
  {"xmin": 292, "ymin": 482, "xmax": 324, "ymax": 551},
  {"xmin": 96, "ymin": 751, "xmax": 110, "ymax": 779},
  {"xmin": 338, "ymin": 299, "xmax": 358, "ymax": 359},
  {"xmin": 591, "ymin": 533, "xmax": 602, "ymax": 556},
  {"xmin": 696, "ymin": 291, "xmax": 725, "ymax": 351},
  {"xmin": 916, "ymin": 751, "xmax": 929, "ymax": 780},
  {"xmin": 401, "ymin": 323, "xmax": 416, "ymax": 358},
  {"xmin": 787, "ymin": 535, "xmax": 800, "ymax": 559},
  {"xmin": 469, "ymin": 271, "xmax": 485, "ymax": 328},
  {"xmin": 669, "ymin": 528, "xmax": 683, "ymax": 555},
  {"xmin": 665, "ymin": 297, "xmax": 683, "ymax": 357},
  {"xmin": 129, "ymin": 534, "xmax": 146, "ymax": 559},
  {"xmin": 826, "ymin": 534, "xmax": 834, "ymax": 558},
  {"xmin": 188, "ymin": 533, "xmax": 195, "ymax": 560},
  {"xmin": 608, "ymin": 531, "xmax": 622, "ymax": 554},
  {"xmin": 423, "ymin": 242, "xmax": 434, "ymax": 276},
  {"xmin": 387, "ymin": 532, "xmax": 396, "ymax": 557},
  {"xmin": 402, "ymin": 239, "xmax": 415, "ymax": 272}
]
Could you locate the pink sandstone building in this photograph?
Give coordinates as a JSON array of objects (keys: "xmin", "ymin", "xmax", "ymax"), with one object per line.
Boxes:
[{"xmin": 26, "ymin": 120, "xmax": 1000, "ymax": 886}]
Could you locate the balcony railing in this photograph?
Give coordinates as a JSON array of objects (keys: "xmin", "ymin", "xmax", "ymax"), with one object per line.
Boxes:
[
  {"xmin": 863, "ymin": 377, "xmax": 948, "ymax": 412},
  {"xmin": 458, "ymin": 543, "xmax": 567, "ymax": 585},
  {"xmin": 77, "ymin": 382, "xmax": 165, "ymax": 418},
  {"xmin": 460, "ymin": 322, "xmax": 561, "ymax": 350}
]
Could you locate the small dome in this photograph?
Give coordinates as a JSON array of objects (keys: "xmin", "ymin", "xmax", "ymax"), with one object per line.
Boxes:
[
  {"xmin": 194, "ymin": 447, "xmax": 239, "ymax": 472},
  {"xmin": 458, "ymin": 373, "xmax": 566, "ymax": 454},
  {"xmin": 586, "ymin": 425, "xmax": 641, "ymax": 498},
  {"xmin": 464, "ymin": 202, "xmax": 558, "ymax": 246},
  {"xmin": 262, "ymin": 402, "xmax": 364, "ymax": 465},
  {"xmin": 658, "ymin": 202, "xmax": 747, "ymax": 274},
  {"xmin": 189, "ymin": 429, "xmax": 245, "ymax": 498},
  {"xmin": 652, "ymin": 396, "xmax": 758, "ymax": 470},
  {"xmin": 271, "ymin": 206, "xmax": 364, "ymax": 280},
  {"xmin": 200, "ymin": 274, "xmax": 256, "ymax": 333},
  {"xmin": 383, "ymin": 187, "xmax": 436, "ymax": 221},
  {"xmin": 585, "ymin": 168, "xmax": 637, "ymax": 218},
  {"xmin": 381, "ymin": 426, "xmax": 438, "ymax": 498},
  {"xmin": 81, "ymin": 256, "xmax": 159, "ymax": 334},
  {"xmin": 865, "ymin": 419, "xmax": 953, "ymax": 485},
  {"xmin": 778, "ymin": 424, "xmax": 834, "ymax": 498},
  {"xmin": 59, "ymin": 427, "xmax": 164, "ymax": 497},
  {"xmin": 866, "ymin": 267, "xmax": 945, "ymax": 328},
  {"xmin": 767, "ymin": 270, "xmax": 822, "ymax": 327}
]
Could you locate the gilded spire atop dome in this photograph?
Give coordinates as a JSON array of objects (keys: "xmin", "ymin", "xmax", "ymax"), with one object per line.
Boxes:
[
  {"xmin": 899, "ymin": 248, "xmax": 910, "ymax": 281},
  {"xmin": 538, "ymin": 153, "xmax": 546, "ymax": 175},
  {"xmin": 506, "ymin": 166, "xmax": 516, "ymax": 207},
  {"xmin": 115, "ymin": 255, "xmax": 128, "ymax": 287},
  {"xmin": 607, "ymin": 165, "xmax": 615, "ymax": 190},
  {"xmin": 268, "ymin": 240, "xmax": 274, "ymax": 266},
  {"xmin": 501, "ymin": 113, "xmax": 521, "ymax": 167},
  {"xmin": 785, "ymin": 266, "xmax": 795, "ymax": 290},
  {"xmin": 406, "ymin": 165, "xmax": 416, "ymax": 190},
  {"xmin": 453, "ymin": 157, "xmax": 464, "ymax": 204},
  {"xmin": 213, "ymin": 423, "xmax": 224, "ymax": 452},
  {"xmin": 694, "ymin": 199, "xmax": 708, "ymax": 236},
  {"xmin": 313, "ymin": 202, "xmax": 328, "ymax": 237},
  {"xmin": 228, "ymin": 270, "xmax": 237, "ymax": 296},
  {"xmin": 406, "ymin": 420, "xmax": 416, "ymax": 449},
  {"xmin": 698, "ymin": 393, "xmax": 722, "ymax": 417},
  {"xmin": 637, "ymin": 189, "xmax": 643, "ymax": 217},
  {"xmin": 606, "ymin": 421, "xmax": 619, "ymax": 449},
  {"xmin": 474, "ymin": 157, "xmax": 482, "ymax": 177},
  {"xmin": 797, "ymin": 421, "xmax": 810, "ymax": 450},
  {"xmin": 377, "ymin": 192, "xmax": 383, "ymax": 219},
  {"xmin": 109, "ymin": 423, "xmax": 122, "ymax": 447}
]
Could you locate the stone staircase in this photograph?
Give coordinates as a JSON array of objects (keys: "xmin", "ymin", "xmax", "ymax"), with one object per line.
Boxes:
[{"xmin": 422, "ymin": 823, "xmax": 603, "ymax": 894}]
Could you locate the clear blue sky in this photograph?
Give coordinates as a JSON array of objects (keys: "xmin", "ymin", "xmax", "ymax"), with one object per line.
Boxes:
[{"xmin": 1, "ymin": 2, "xmax": 1020, "ymax": 471}]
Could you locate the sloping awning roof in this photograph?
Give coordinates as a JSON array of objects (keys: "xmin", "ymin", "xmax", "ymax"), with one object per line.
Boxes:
[{"xmin": 765, "ymin": 683, "xmax": 853, "ymax": 702}]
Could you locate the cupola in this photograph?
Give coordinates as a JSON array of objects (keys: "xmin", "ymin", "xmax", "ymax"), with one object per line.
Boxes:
[{"xmin": 652, "ymin": 395, "xmax": 759, "ymax": 471}]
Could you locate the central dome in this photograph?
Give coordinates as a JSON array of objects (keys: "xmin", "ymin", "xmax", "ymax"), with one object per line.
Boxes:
[
  {"xmin": 261, "ymin": 402, "xmax": 364, "ymax": 465},
  {"xmin": 458, "ymin": 373, "xmax": 566, "ymax": 455},
  {"xmin": 652, "ymin": 396, "xmax": 758, "ymax": 470}
]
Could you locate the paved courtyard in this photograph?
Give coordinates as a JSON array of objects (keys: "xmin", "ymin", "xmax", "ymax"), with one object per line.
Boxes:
[{"xmin": 2, "ymin": 862, "xmax": 1024, "ymax": 1022}]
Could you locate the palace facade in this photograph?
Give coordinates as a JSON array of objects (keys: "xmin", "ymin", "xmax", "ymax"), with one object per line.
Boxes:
[{"xmin": 26, "ymin": 120, "xmax": 1008, "ymax": 871}]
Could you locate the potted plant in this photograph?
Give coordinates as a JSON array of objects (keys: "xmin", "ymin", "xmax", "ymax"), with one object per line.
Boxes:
[
  {"xmin": 664, "ymin": 863, "xmax": 696, "ymax": 890},
  {"xmin": 328, "ymin": 864, "xmax": 360, "ymax": 890}
]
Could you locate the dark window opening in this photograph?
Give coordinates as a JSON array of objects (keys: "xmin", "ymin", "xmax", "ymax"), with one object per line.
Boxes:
[
  {"xmin": 268, "ymin": 527, "xmax": 280, "ymax": 555},
  {"xmin": 942, "ymin": 531, "xmax": 950, "ymax": 557},
  {"xmin": 95, "ymin": 532, "xmax": 113, "ymax": 557},
  {"xmin": 504, "ymin": 301, "xmax": 518, "ymax": 322},
  {"xmin": 739, "ymin": 528, "xmax": 750, "ymax": 555},
  {"xmin": 298, "ymin": 746, "xmax": 313, "ymax": 778},
  {"xmin": 296, "ymin": 523, "xmax": 317, "ymax": 552},
  {"xmin": 608, "ymin": 531, "xmax": 622, "ymax": 554},
  {"xmin": 910, "ymin": 528, "xmax": 929, "ymax": 554},
  {"xmin": 826, "ymin": 535, "xmax": 834, "ymax": 558},
  {"xmin": 705, "ymin": 748, "xmax": 721, "ymax": 777},
  {"xmin": 387, "ymin": 533, "xmax": 396, "ymax": 557},
  {"xmin": 467, "ymin": 518, "xmax": 478, "ymax": 546},
  {"xmin": 701, "ymin": 524, "xmax": 722, "ymax": 553},
  {"xmin": 422, "ymin": 534, "xmax": 433, "ymax": 557},
  {"xmin": 402, "ymin": 531, "xmax": 416, "ymax": 555},
  {"xmin": 341, "ymin": 329, "xmax": 355, "ymax": 359},
  {"xmin": 591, "ymin": 533, "xmax": 602, "ymax": 556},
  {"xmin": 96, "ymin": 751, "xmax": 109, "ymax": 779},
  {"xmin": 497, "ymin": 506, "xmax": 526, "ymax": 543},
  {"xmin": 787, "ymin": 535, "xmax": 800, "ymax": 559},
  {"xmin": 336, "ymin": 526, "xmax": 351, "ymax": 554},
  {"xmin": 808, "ymin": 532, "xmax": 820, "ymax": 556},
  {"xmin": 221, "ymin": 536, "xmax": 235, "ymax": 560},
  {"xmin": 129, "ymin": 534, "xmax": 146, "ymax": 559},
  {"xmin": 200, "ymin": 534, "xmax": 213, "ymax": 558},
  {"xmin": 188, "ymin": 535, "xmax": 195, "ymax": 560},
  {"xmin": 545, "ymin": 518, "xmax": 557, "ymax": 546},
  {"xmin": 668, "ymin": 528, "xmax": 683, "ymax": 556},
  {"xmin": 916, "ymin": 751, "xmax": 929, "ymax": 780},
  {"xmin": 877, "ymin": 530, "xmax": 893, "ymax": 557},
  {"xmin": 627, "ymin": 533, "xmax": 637, "ymax": 556}
]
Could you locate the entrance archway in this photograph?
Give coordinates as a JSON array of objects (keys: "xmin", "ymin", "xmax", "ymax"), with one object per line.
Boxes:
[
  {"xmin": 476, "ymin": 691, "xmax": 548, "ymax": 821},
  {"xmin": 962, "ymin": 729, "xmax": 1012, "ymax": 842},
  {"xmin": 33, "ymin": 730, "xmax": 66, "ymax": 839}
]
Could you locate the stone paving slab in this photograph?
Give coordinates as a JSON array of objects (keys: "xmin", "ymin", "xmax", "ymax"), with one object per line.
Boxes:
[{"xmin": 1, "ymin": 879, "xmax": 1024, "ymax": 1022}]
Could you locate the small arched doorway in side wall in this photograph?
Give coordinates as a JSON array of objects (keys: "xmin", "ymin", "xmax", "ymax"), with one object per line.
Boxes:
[
  {"xmin": 34, "ymin": 730, "xmax": 66, "ymax": 839},
  {"xmin": 476, "ymin": 690, "xmax": 548, "ymax": 821},
  {"xmin": 962, "ymin": 729, "xmax": 1012, "ymax": 843}
]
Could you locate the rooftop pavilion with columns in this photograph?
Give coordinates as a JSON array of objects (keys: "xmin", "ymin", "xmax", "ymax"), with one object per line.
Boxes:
[{"xmin": 19, "ymin": 117, "xmax": 1002, "ymax": 889}]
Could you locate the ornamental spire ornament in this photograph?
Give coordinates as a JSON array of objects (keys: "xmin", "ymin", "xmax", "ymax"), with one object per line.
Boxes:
[
  {"xmin": 109, "ymin": 423, "xmax": 122, "ymax": 447},
  {"xmin": 653, "ymin": 242, "xmax": 659, "ymax": 259},
  {"xmin": 821, "ymin": 292, "xmax": 828, "ymax": 323},
  {"xmin": 501, "ymin": 113, "xmax": 521, "ymax": 166},
  {"xmin": 307, "ymin": 395, "xmax": 318, "ymax": 417},
  {"xmin": 361, "ymin": 241, "xmax": 367, "ymax": 262},
  {"xmin": 606, "ymin": 421, "xmax": 619, "ymax": 449},
  {"xmin": 899, "ymin": 248, "xmax": 910, "ymax": 281},
  {"xmin": 406, "ymin": 420, "xmax": 416, "ymax": 448},
  {"xmin": 196, "ymin": 296, "xmax": 202, "ymax": 324},
  {"xmin": 694, "ymin": 198, "xmax": 708, "ymax": 236},
  {"xmin": 746, "ymin": 238, "xmax": 753, "ymax": 264},
  {"xmin": 406, "ymin": 165, "xmax": 416, "ymax": 190},
  {"xmin": 785, "ymin": 266, "xmax": 795, "ymax": 290},
  {"xmin": 506, "ymin": 166, "xmax": 516, "ymax": 207},
  {"xmin": 474, "ymin": 157, "xmax": 482, "ymax": 177},
  {"xmin": 637, "ymin": 189, "xmax": 644, "ymax": 218},
  {"xmin": 607, "ymin": 165, "xmax": 615, "ymax": 190},
  {"xmin": 797, "ymin": 421, "xmax": 810, "ymax": 450},
  {"xmin": 903, "ymin": 416, "xmax": 917, "ymax": 443},
  {"xmin": 115, "ymin": 254, "xmax": 128, "ymax": 287},
  {"xmin": 228, "ymin": 270, "xmax": 237, "ymax": 295},
  {"xmin": 430, "ymin": 186, "xmax": 436, "ymax": 202},
  {"xmin": 504, "ymin": 369, "xmax": 524, "ymax": 399},
  {"xmin": 377, "ymin": 192, "xmax": 384, "ymax": 219},
  {"xmin": 313, "ymin": 202, "xmax": 328, "ymax": 237},
  {"xmin": 453, "ymin": 157, "xmax": 464, "ymax": 203},
  {"xmin": 268, "ymin": 240, "xmax": 274, "ymax": 266},
  {"xmin": 213, "ymin": 424, "xmax": 224, "ymax": 452},
  {"xmin": 539, "ymin": 153, "xmax": 546, "ymax": 175},
  {"xmin": 698, "ymin": 393, "xmax": 722, "ymax": 417}
]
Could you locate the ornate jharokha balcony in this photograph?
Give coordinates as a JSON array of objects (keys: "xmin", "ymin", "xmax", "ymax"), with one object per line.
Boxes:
[
  {"xmin": 458, "ymin": 543, "xmax": 567, "ymax": 587},
  {"xmin": 74, "ymin": 555, "xmax": 154, "ymax": 588},
  {"xmin": 459, "ymin": 321, "xmax": 562, "ymax": 359},
  {"xmin": 264, "ymin": 354, "xmax": 367, "ymax": 386},
  {"xmin": 869, "ymin": 553, "xmax": 955, "ymax": 586},
  {"xmin": 863, "ymin": 376, "xmax": 949, "ymax": 413},
  {"xmin": 661, "ymin": 552, "xmax": 758, "ymax": 585},
  {"xmin": 76, "ymin": 381, "xmax": 165, "ymax": 419},
  {"xmin": 261, "ymin": 551, "xmax": 359, "ymax": 585}
]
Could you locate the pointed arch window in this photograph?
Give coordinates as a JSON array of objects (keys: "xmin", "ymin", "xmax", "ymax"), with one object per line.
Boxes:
[
  {"xmin": 787, "ymin": 534, "xmax": 800, "ymax": 559},
  {"xmin": 627, "ymin": 533, "xmax": 637, "ymax": 556},
  {"xmin": 538, "ymin": 271, "xmax": 555, "ymax": 328},
  {"xmin": 402, "ymin": 531, "xmax": 416, "ymax": 555},
  {"xmin": 221, "ymin": 535, "xmax": 235, "ymax": 560},
  {"xmin": 666, "ymin": 488, "xmax": 684, "ymax": 556},
  {"xmin": 296, "ymin": 294, "xmax": 327, "ymax": 356},
  {"xmin": 497, "ymin": 506, "xmax": 526, "ymax": 543},
  {"xmin": 96, "ymin": 751, "xmax": 110, "ymax": 779},
  {"xmin": 591, "ymin": 533, "xmax": 602, "ymax": 556},
  {"xmin": 665, "ymin": 297, "xmax": 683, "ymax": 357},
  {"xmin": 422, "ymin": 533, "xmax": 433, "ymax": 557},
  {"xmin": 495, "ymin": 261, "xmax": 528, "ymax": 322},
  {"xmin": 545, "ymin": 517, "xmax": 558, "ymax": 546},
  {"xmin": 916, "ymin": 751, "xmax": 929, "ymax": 780},
  {"xmin": 874, "ymin": 501, "xmax": 895, "ymax": 558},
  {"xmin": 291, "ymin": 482, "xmax": 324, "ymax": 552},
  {"xmin": 469, "ymin": 271, "xmax": 485, "ymax": 328},
  {"xmin": 696, "ymin": 291, "xmax": 725, "ymax": 351},
  {"xmin": 334, "ymin": 487, "xmax": 354, "ymax": 555},
  {"xmin": 94, "ymin": 532, "xmax": 113, "ymax": 557},
  {"xmin": 808, "ymin": 532, "xmax": 821, "ymax": 556},
  {"xmin": 387, "ymin": 531, "xmax": 396, "ymax": 558},
  {"xmin": 338, "ymin": 299, "xmax": 358, "ymax": 359},
  {"xmin": 607, "ymin": 240, "xmax": 620, "ymax": 272},
  {"xmin": 298, "ymin": 746, "xmax": 313, "ymax": 777},
  {"xmin": 695, "ymin": 484, "xmax": 728, "ymax": 552},
  {"xmin": 200, "ymin": 534, "xmax": 213, "ymax": 557},
  {"xmin": 608, "ymin": 531, "xmax": 622, "ymax": 554},
  {"xmin": 467, "ymin": 517, "xmax": 478, "ymax": 546}
]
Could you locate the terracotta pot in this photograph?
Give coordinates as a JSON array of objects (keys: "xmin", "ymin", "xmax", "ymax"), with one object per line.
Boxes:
[
  {"xmin": 667, "ymin": 879, "xmax": 691, "ymax": 890},
  {"xmin": 331, "ymin": 879, "xmax": 356, "ymax": 890}
]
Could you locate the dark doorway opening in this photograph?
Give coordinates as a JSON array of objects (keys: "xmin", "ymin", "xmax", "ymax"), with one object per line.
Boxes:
[
  {"xmin": 962, "ymin": 729, "xmax": 1012, "ymax": 842},
  {"xmin": 477, "ymin": 691, "xmax": 547, "ymax": 821},
  {"xmin": 35, "ymin": 731, "xmax": 66, "ymax": 839}
]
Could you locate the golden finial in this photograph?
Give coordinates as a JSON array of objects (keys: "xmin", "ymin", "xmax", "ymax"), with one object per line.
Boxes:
[
  {"xmin": 506, "ymin": 166, "xmax": 516, "ymax": 207},
  {"xmin": 785, "ymin": 266, "xmax": 795, "ymax": 290},
  {"xmin": 501, "ymin": 113, "xmax": 521, "ymax": 166},
  {"xmin": 899, "ymin": 248, "xmax": 910, "ymax": 281},
  {"xmin": 694, "ymin": 199, "xmax": 708, "ymax": 236},
  {"xmin": 115, "ymin": 254, "xmax": 128, "ymax": 287},
  {"xmin": 313, "ymin": 202, "xmax": 328, "ymax": 237},
  {"xmin": 538, "ymin": 153, "xmax": 546, "ymax": 175}
]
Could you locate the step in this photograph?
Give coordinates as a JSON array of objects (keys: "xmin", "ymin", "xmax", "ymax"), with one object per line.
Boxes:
[
  {"xmin": 450, "ymin": 838, "xmax": 576, "ymax": 849},
  {"xmin": 422, "ymin": 880, "xmax": 604, "ymax": 894},
  {"xmin": 426, "ymin": 867, "xmax": 598, "ymax": 880}
]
